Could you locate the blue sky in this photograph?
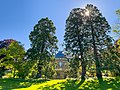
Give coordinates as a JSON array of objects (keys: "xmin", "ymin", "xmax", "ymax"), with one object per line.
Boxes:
[{"xmin": 0, "ymin": 0, "xmax": 120, "ymax": 50}]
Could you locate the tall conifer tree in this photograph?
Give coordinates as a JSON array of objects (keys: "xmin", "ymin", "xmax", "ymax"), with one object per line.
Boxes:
[{"xmin": 28, "ymin": 17, "xmax": 58, "ymax": 78}]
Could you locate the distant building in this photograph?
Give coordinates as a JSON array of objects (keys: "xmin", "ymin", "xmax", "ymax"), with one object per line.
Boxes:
[{"xmin": 54, "ymin": 51, "xmax": 69, "ymax": 79}]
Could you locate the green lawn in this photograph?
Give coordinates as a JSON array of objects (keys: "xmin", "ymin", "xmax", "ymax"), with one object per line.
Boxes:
[{"xmin": 0, "ymin": 77, "xmax": 120, "ymax": 90}]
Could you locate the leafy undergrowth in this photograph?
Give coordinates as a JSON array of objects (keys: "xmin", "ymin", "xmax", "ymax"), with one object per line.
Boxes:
[{"xmin": 0, "ymin": 77, "xmax": 120, "ymax": 90}]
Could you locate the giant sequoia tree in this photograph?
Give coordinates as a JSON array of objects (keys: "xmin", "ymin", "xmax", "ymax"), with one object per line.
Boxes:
[
  {"xmin": 64, "ymin": 8, "xmax": 88, "ymax": 80},
  {"xmin": 64, "ymin": 4, "xmax": 112, "ymax": 80},
  {"xmin": 28, "ymin": 17, "xmax": 58, "ymax": 78},
  {"xmin": 84, "ymin": 4, "xmax": 112, "ymax": 79}
]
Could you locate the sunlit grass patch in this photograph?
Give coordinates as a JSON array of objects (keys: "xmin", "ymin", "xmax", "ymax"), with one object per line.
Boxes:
[{"xmin": 14, "ymin": 79, "xmax": 66, "ymax": 90}]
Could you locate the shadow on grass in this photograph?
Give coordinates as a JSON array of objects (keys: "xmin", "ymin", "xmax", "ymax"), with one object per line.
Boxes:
[
  {"xmin": 0, "ymin": 78, "xmax": 48, "ymax": 90},
  {"xmin": 40, "ymin": 78, "xmax": 120, "ymax": 90},
  {"xmin": 79, "ymin": 78, "xmax": 120, "ymax": 90},
  {"xmin": 0, "ymin": 78, "xmax": 119, "ymax": 90},
  {"xmin": 99, "ymin": 78, "xmax": 120, "ymax": 90}
]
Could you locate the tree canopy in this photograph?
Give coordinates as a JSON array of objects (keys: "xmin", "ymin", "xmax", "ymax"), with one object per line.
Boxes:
[
  {"xmin": 28, "ymin": 17, "xmax": 58, "ymax": 78},
  {"xmin": 64, "ymin": 4, "xmax": 112, "ymax": 80}
]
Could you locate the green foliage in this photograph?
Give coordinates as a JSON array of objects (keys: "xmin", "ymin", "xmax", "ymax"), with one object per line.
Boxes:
[
  {"xmin": 7, "ymin": 41, "xmax": 25, "ymax": 78},
  {"xmin": 68, "ymin": 56, "xmax": 80, "ymax": 78},
  {"xmin": 28, "ymin": 17, "xmax": 58, "ymax": 78},
  {"xmin": 28, "ymin": 17, "xmax": 58, "ymax": 59},
  {"xmin": 64, "ymin": 7, "xmax": 89, "ymax": 80},
  {"xmin": 84, "ymin": 4, "xmax": 112, "ymax": 79},
  {"xmin": 27, "ymin": 61, "xmax": 38, "ymax": 79},
  {"xmin": 116, "ymin": 9, "xmax": 120, "ymax": 15},
  {"xmin": 16, "ymin": 60, "xmax": 34, "ymax": 79},
  {"xmin": 100, "ymin": 45, "xmax": 120, "ymax": 76},
  {"xmin": 64, "ymin": 4, "xmax": 112, "ymax": 79},
  {"xmin": 42, "ymin": 61, "xmax": 56, "ymax": 79},
  {"xmin": 0, "ymin": 48, "xmax": 7, "ymax": 77},
  {"xmin": 0, "ymin": 41, "xmax": 26, "ymax": 78},
  {"xmin": 115, "ymin": 39, "xmax": 120, "ymax": 50},
  {"xmin": 113, "ymin": 9, "xmax": 120, "ymax": 36}
]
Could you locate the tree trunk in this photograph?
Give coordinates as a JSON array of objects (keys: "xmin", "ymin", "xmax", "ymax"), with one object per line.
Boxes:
[
  {"xmin": 36, "ymin": 42, "xmax": 45, "ymax": 78},
  {"xmin": 36, "ymin": 61, "xmax": 42, "ymax": 78},
  {"xmin": 78, "ymin": 34, "xmax": 86, "ymax": 80},
  {"xmin": 91, "ymin": 25, "xmax": 102, "ymax": 80},
  {"xmin": 81, "ymin": 61, "xmax": 86, "ymax": 80},
  {"xmin": 95, "ymin": 59, "xmax": 102, "ymax": 79},
  {"xmin": 13, "ymin": 68, "xmax": 15, "ymax": 78}
]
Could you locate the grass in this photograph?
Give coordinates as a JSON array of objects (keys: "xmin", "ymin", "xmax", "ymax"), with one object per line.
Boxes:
[{"xmin": 0, "ymin": 77, "xmax": 120, "ymax": 90}]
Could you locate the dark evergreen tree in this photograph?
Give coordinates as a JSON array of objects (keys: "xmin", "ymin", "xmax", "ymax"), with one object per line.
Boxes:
[
  {"xmin": 28, "ymin": 17, "xmax": 58, "ymax": 78},
  {"xmin": 84, "ymin": 4, "xmax": 112, "ymax": 79},
  {"xmin": 64, "ymin": 4, "xmax": 112, "ymax": 80},
  {"xmin": 64, "ymin": 8, "xmax": 88, "ymax": 80}
]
